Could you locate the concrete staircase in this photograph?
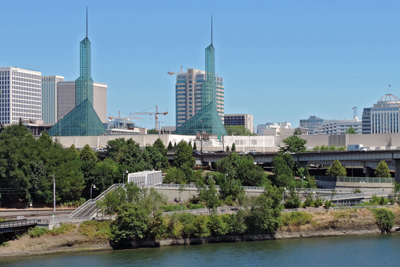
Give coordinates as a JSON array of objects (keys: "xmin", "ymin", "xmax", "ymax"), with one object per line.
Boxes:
[{"xmin": 68, "ymin": 183, "xmax": 124, "ymax": 219}]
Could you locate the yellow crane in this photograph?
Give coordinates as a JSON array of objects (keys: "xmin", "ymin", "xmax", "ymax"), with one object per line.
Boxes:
[
  {"xmin": 167, "ymin": 66, "xmax": 183, "ymax": 75},
  {"xmin": 130, "ymin": 106, "xmax": 168, "ymax": 131}
]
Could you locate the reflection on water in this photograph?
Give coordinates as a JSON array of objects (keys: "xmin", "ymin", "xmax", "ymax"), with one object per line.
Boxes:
[{"xmin": 0, "ymin": 234, "xmax": 399, "ymax": 267}]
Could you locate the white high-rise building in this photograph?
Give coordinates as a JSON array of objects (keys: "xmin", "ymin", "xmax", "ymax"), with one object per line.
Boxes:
[
  {"xmin": 175, "ymin": 68, "xmax": 224, "ymax": 128},
  {"xmin": 317, "ymin": 119, "xmax": 362, "ymax": 134},
  {"xmin": 42, "ymin": 76, "xmax": 65, "ymax": 124},
  {"xmin": 0, "ymin": 67, "xmax": 42, "ymax": 125},
  {"xmin": 57, "ymin": 81, "xmax": 107, "ymax": 123}
]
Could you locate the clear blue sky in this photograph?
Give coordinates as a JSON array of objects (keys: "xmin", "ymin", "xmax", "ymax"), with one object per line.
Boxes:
[{"xmin": 1, "ymin": 0, "xmax": 400, "ymax": 129}]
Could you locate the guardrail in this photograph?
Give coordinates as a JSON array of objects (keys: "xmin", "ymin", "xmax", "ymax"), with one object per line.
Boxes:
[
  {"xmin": 154, "ymin": 184, "xmax": 265, "ymax": 191},
  {"xmin": 0, "ymin": 219, "xmax": 48, "ymax": 229},
  {"xmin": 315, "ymin": 176, "xmax": 394, "ymax": 184}
]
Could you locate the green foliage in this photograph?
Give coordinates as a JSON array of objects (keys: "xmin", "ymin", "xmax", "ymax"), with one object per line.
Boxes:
[
  {"xmin": 49, "ymin": 224, "xmax": 77, "ymax": 236},
  {"xmin": 80, "ymin": 144, "xmax": 97, "ymax": 162},
  {"xmin": 306, "ymin": 176, "xmax": 317, "ymax": 188},
  {"xmin": 375, "ymin": 161, "xmax": 391, "ymax": 178},
  {"xmin": 167, "ymin": 141, "xmax": 173, "ymax": 150},
  {"xmin": 394, "ymin": 182, "xmax": 400, "ymax": 203},
  {"xmin": 314, "ymin": 193, "xmax": 323, "ymax": 207},
  {"xmin": 153, "ymin": 139, "xmax": 169, "ymax": 168},
  {"xmin": 346, "ymin": 127, "xmax": 357, "ymax": 134},
  {"xmin": 160, "ymin": 204, "xmax": 187, "ymax": 212},
  {"xmin": 225, "ymin": 125, "xmax": 252, "ymax": 136},
  {"xmin": 226, "ymin": 146, "xmax": 230, "ymax": 152},
  {"xmin": 324, "ymin": 199, "xmax": 332, "ymax": 208},
  {"xmin": 303, "ymin": 193, "xmax": 314, "ymax": 208},
  {"xmin": 293, "ymin": 128, "xmax": 302, "ymax": 135},
  {"xmin": 326, "ymin": 160, "xmax": 346, "ymax": 177},
  {"xmin": 163, "ymin": 167, "xmax": 187, "ymax": 184},
  {"xmin": 78, "ymin": 221, "xmax": 112, "ymax": 240},
  {"xmin": 110, "ymin": 203, "xmax": 149, "ymax": 243},
  {"xmin": 147, "ymin": 129, "xmax": 158, "ymax": 134},
  {"xmin": 193, "ymin": 142, "xmax": 197, "ymax": 151},
  {"xmin": 281, "ymin": 212, "xmax": 313, "ymax": 226},
  {"xmin": 216, "ymin": 153, "xmax": 267, "ymax": 186},
  {"xmin": 173, "ymin": 141, "xmax": 195, "ymax": 168},
  {"xmin": 372, "ymin": 208, "xmax": 395, "ymax": 233},
  {"xmin": 245, "ymin": 183, "xmax": 282, "ymax": 234},
  {"xmin": 279, "ymin": 135, "xmax": 307, "ymax": 153},
  {"xmin": 29, "ymin": 227, "xmax": 49, "ymax": 238},
  {"xmin": 200, "ymin": 179, "xmax": 221, "ymax": 210},
  {"xmin": 187, "ymin": 203, "xmax": 204, "ymax": 209},
  {"xmin": 284, "ymin": 188, "xmax": 301, "ymax": 209},
  {"xmin": 270, "ymin": 154, "xmax": 295, "ymax": 188},
  {"xmin": 207, "ymin": 213, "xmax": 228, "ymax": 236},
  {"xmin": 231, "ymin": 143, "xmax": 236, "ymax": 152},
  {"xmin": 354, "ymin": 188, "xmax": 361, "ymax": 194}
]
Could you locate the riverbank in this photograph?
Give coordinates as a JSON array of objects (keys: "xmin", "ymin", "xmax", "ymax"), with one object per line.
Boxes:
[{"xmin": 1, "ymin": 206, "xmax": 399, "ymax": 259}]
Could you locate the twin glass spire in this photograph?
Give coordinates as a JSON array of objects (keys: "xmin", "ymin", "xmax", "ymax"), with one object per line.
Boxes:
[
  {"xmin": 174, "ymin": 17, "xmax": 227, "ymax": 136},
  {"xmin": 49, "ymin": 8, "xmax": 106, "ymax": 136}
]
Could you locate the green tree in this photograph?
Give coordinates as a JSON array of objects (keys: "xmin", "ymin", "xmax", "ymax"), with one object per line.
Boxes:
[
  {"xmin": 225, "ymin": 125, "xmax": 252, "ymax": 136},
  {"xmin": 293, "ymin": 128, "xmax": 302, "ymax": 135},
  {"xmin": 173, "ymin": 141, "xmax": 195, "ymax": 168},
  {"xmin": 373, "ymin": 208, "xmax": 395, "ymax": 234},
  {"xmin": 346, "ymin": 127, "xmax": 357, "ymax": 134},
  {"xmin": 245, "ymin": 183, "xmax": 282, "ymax": 234},
  {"xmin": 393, "ymin": 182, "xmax": 400, "ymax": 203},
  {"xmin": 106, "ymin": 138, "xmax": 126, "ymax": 161},
  {"xmin": 226, "ymin": 146, "xmax": 230, "ymax": 152},
  {"xmin": 193, "ymin": 142, "xmax": 197, "ymax": 151},
  {"xmin": 110, "ymin": 203, "xmax": 149, "ymax": 244},
  {"xmin": 199, "ymin": 178, "xmax": 220, "ymax": 211},
  {"xmin": 231, "ymin": 143, "xmax": 236, "ymax": 152},
  {"xmin": 80, "ymin": 144, "xmax": 97, "ymax": 162},
  {"xmin": 167, "ymin": 141, "xmax": 173, "ymax": 150},
  {"xmin": 284, "ymin": 188, "xmax": 301, "ymax": 208},
  {"xmin": 375, "ymin": 161, "xmax": 391, "ymax": 178},
  {"xmin": 326, "ymin": 160, "xmax": 347, "ymax": 177},
  {"xmin": 147, "ymin": 129, "xmax": 158, "ymax": 134},
  {"xmin": 207, "ymin": 213, "xmax": 228, "ymax": 236},
  {"xmin": 164, "ymin": 167, "xmax": 187, "ymax": 184},
  {"xmin": 270, "ymin": 154, "xmax": 295, "ymax": 188},
  {"xmin": 279, "ymin": 135, "xmax": 307, "ymax": 153}
]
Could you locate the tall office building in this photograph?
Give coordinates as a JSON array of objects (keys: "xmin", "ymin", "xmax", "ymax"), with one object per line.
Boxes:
[
  {"xmin": 175, "ymin": 69, "xmax": 224, "ymax": 128},
  {"xmin": 362, "ymin": 94, "xmax": 400, "ymax": 134},
  {"xmin": 49, "ymin": 9, "xmax": 106, "ymax": 136},
  {"xmin": 42, "ymin": 75, "xmax": 65, "ymax": 124},
  {"xmin": 175, "ymin": 18, "xmax": 227, "ymax": 136},
  {"xmin": 56, "ymin": 81, "xmax": 107, "ymax": 123},
  {"xmin": 299, "ymin": 115, "xmax": 324, "ymax": 135},
  {"xmin": 224, "ymin": 114, "xmax": 253, "ymax": 133},
  {"xmin": 0, "ymin": 67, "xmax": 42, "ymax": 125}
]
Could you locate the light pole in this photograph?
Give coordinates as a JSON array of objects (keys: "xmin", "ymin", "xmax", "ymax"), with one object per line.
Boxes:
[
  {"xmin": 360, "ymin": 180, "xmax": 365, "ymax": 190},
  {"xmin": 302, "ymin": 176, "xmax": 305, "ymax": 188},
  {"xmin": 27, "ymin": 202, "xmax": 32, "ymax": 216},
  {"xmin": 90, "ymin": 184, "xmax": 96, "ymax": 199},
  {"xmin": 123, "ymin": 170, "xmax": 128, "ymax": 184}
]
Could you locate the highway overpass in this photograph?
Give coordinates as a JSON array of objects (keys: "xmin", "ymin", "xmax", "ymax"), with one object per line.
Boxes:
[{"xmin": 167, "ymin": 150, "xmax": 400, "ymax": 182}]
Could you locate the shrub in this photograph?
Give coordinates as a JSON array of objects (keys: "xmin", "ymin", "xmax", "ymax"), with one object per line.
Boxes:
[
  {"xmin": 207, "ymin": 213, "xmax": 228, "ymax": 236},
  {"xmin": 281, "ymin": 212, "xmax": 313, "ymax": 226},
  {"xmin": 160, "ymin": 204, "xmax": 187, "ymax": 212},
  {"xmin": 354, "ymin": 188, "xmax": 361, "ymax": 194},
  {"xmin": 49, "ymin": 224, "xmax": 77, "ymax": 236},
  {"xmin": 314, "ymin": 193, "xmax": 323, "ymax": 207},
  {"xmin": 372, "ymin": 208, "xmax": 395, "ymax": 233},
  {"xmin": 303, "ymin": 193, "xmax": 314, "ymax": 208},
  {"xmin": 78, "ymin": 221, "xmax": 112, "ymax": 240},
  {"xmin": 187, "ymin": 203, "xmax": 205, "ymax": 210},
  {"xmin": 324, "ymin": 199, "xmax": 332, "ymax": 208},
  {"xmin": 224, "ymin": 196, "xmax": 234, "ymax": 206},
  {"xmin": 29, "ymin": 227, "xmax": 49, "ymax": 238},
  {"xmin": 284, "ymin": 189, "xmax": 301, "ymax": 209},
  {"xmin": 193, "ymin": 215, "xmax": 210, "ymax": 238}
]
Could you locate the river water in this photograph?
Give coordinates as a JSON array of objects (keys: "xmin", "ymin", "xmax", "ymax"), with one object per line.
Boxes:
[{"xmin": 1, "ymin": 234, "xmax": 399, "ymax": 267}]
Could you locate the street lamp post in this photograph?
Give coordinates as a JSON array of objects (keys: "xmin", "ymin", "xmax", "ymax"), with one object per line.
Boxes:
[
  {"xmin": 360, "ymin": 180, "xmax": 365, "ymax": 190},
  {"xmin": 90, "ymin": 184, "xmax": 96, "ymax": 199},
  {"xmin": 302, "ymin": 176, "xmax": 305, "ymax": 188},
  {"xmin": 123, "ymin": 170, "xmax": 128, "ymax": 184},
  {"xmin": 27, "ymin": 202, "xmax": 32, "ymax": 216}
]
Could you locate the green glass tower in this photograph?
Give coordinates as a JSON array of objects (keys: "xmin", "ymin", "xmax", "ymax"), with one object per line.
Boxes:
[
  {"xmin": 49, "ymin": 9, "xmax": 106, "ymax": 136},
  {"xmin": 175, "ymin": 17, "xmax": 227, "ymax": 136}
]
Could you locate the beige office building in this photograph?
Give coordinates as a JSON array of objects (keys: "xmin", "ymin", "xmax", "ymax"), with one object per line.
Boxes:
[
  {"xmin": 175, "ymin": 68, "xmax": 224, "ymax": 128},
  {"xmin": 57, "ymin": 81, "xmax": 107, "ymax": 123}
]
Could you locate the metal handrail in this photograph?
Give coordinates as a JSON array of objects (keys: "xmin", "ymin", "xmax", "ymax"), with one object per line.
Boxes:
[{"xmin": 0, "ymin": 219, "xmax": 48, "ymax": 229}]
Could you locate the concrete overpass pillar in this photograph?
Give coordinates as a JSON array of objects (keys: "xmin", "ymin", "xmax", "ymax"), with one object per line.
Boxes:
[
  {"xmin": 395, "ymin": 160, "xmax": 400, "ymax": 183},
  {"xmin": 363, "ymin": 166, "xmax": 373, "ymax": 177}
]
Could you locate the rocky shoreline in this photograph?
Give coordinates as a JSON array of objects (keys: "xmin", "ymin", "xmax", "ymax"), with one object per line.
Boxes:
[{"xmin": 0, "ymin": 227, "xmax": 398, "ymax": 259}]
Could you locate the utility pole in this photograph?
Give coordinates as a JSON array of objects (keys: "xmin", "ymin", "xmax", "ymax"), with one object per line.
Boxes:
[{"xmin": 53, "ymin": 174, "xmax": 56, "ymax": 213}]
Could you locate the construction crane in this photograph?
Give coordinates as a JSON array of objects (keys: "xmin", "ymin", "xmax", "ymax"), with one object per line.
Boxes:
[
  {"xmin": 130, "ymin": 105, "xmax": 168, "ymax": 131},
  {"xmin": 108, "ymin": 111, "xmax": 143, "ymax": 121},
  {"xmin": 167, "ymin": 66, "xmax": 183, "ymax": 75}
]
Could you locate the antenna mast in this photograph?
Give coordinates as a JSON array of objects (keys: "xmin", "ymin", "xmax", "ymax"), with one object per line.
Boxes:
[{"xmin": 86, "ymin": 7, "xmax": 88, "ymax": 38}]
